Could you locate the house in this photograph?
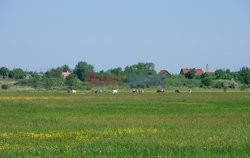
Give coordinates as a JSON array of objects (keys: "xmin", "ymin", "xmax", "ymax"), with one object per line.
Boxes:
[
  {"xmin": 62, "ymin": 71, "xmax": 71, "ymax": 78},
  {"xmin": 180, "ymin": 68, "xmax": 203, "ymax": 76},
  {"xmin": 158, "ymin": 70, "xmax": 171, "ymax": 75}
]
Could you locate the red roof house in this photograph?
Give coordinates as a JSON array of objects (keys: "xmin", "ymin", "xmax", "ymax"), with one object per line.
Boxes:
[
  {"xmin": 180, "ymin": 68, "xmax": 203, "ymax": 76},
  {"xmin": 62, "ymin": 71, "xmax": 71, "ymax": 78},
  {"xmin": 158, "ymin": 70, "xmax": 171, "ymax": 75}
]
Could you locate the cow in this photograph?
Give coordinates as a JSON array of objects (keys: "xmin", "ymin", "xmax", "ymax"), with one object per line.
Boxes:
[
  {"xmin": 156, "ymin": 89, "xmax": 165, "ymax": 93},
  {"xmin": 132, "ymin": 89, "xmax": 144, "ymax": 93},
  {"xmin": 132, "ymin": 89, "xmax": 139, "ymax": 93},
  {"xmin": 112, "ymin": 89, "xmax": 119, "ymax": 94},
  {"xmin": 138, "ymin": 89, "xmax": 144, "ymax": 93},
  {"xmin": 175, "ymin": 90, "xmax": 181, "ymax": 93},
  {"xmin": 94, "ymin": 89, "xmax": 103, "ymax": 94},
  {"xmin": 68, "ymin": 89, "xmax": 77, "ymax": 94},
  {"xmin": 188, "ymin": 89, "xmax": 192, "ymax": 94}
]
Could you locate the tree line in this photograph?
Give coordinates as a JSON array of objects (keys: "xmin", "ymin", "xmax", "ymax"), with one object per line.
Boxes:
[{"xmin": 0, "ymin": 61, "xmax": 250, "ymax": 90}]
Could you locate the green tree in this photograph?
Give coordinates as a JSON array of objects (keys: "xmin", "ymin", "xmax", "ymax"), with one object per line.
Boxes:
[
  {"xmin": 0, "ymin": 67, "xmax": 9, "ymax": 78},
  {"xmin": 214, "ymin": 81, "xmax": 225, "ymax": 89},
  {"xmin": 45, "ymin": 68, "xmax": 63, "ymax": 78},
  {"xmin": 215, "ymin": 69, "xmax": 233, "ymax": 79},
  {"xmin": 185, "ymin": 69, "xmax": 196, "ymax": 79},
  {"xmin": 61, "ymin": 64, "xmax": 71, "ymax": 72},
  {"xmin": 74, "ymin": 61, "xmax": 94, "ymax": 81},
  {"xmin": 124, "ymin": 62, "xmax": 156, "ymax": 75},
  {"xmin": 9, "ymin": 68, "xmax": 26, "ymax": 79},
  {"xmin": 65, "ymin": 74, "xmax": 79, "ymax": 89},
  {"xmin": 238, "ymin": 67, "xmax": 250, "ymax": 84},
  {"xmin": 201, "ymin": 77, "xmax": 213, "ymax": 86},
  {"xmin": 43, "ymin": 78, "xmax": 53, "ymax": 90}
]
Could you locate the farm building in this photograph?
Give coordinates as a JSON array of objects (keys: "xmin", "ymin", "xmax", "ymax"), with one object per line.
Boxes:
[
  {"xmin": 62, "ymin": 71, "xmax": 71, "ymax": 78},
  {"xmin": 180, "ymin": 68, "xmax": 203, "ymax": 76},
  {"xmin": 158, "ymin": 70, "xmax": 171, "ymax": 75}
]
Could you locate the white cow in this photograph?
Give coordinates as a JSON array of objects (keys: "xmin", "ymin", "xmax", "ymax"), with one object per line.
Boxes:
[
  {"xmin": 112, "ymin": 89, "xmax": 119, "ymax": 94},
  {"xmin": 138, "ymin": 89, "xmax": 144, "ymax": 93}
]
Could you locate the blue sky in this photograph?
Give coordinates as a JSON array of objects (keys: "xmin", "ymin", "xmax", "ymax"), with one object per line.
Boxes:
[{"xmin": 0, "ymin": 0, "xmax": 249, "ymax": 73}]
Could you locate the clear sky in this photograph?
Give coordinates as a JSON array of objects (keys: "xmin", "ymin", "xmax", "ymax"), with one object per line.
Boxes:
[{"xmin": 0, "ymin": 0, "xmax": 250, "ymax": 73}]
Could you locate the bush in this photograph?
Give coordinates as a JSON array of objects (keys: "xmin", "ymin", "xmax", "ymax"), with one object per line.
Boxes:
[
  {"xmin": 86, "ymin": 86, "xmax": 92, "ymax": 90},
  {"xmin": 201, "ymin": 77, "xmax": 213, "ymax": 87},
  {"xmin": 214, "ymin": 81, "xmax": 225, "ymax": 89},
  {"xmin": 1, "ymin": 84, "xmax": 9, "ymax": 90},
  {"xmin": 65, "ymin": 74, "xmax": 80, "ymax": 89},
  {"xmin": 163, "ymin": 75, "xmax": 201, "ymax": 88},
  {"xmin": 240, "ymin": 84, "xmax": 248, "ymax": 91},
  {"xmin": 8, "ymin": 68, "xmax": 26, "ymax": 79}
]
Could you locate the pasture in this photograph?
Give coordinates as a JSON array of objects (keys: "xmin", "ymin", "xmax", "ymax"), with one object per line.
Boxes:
[{"xmin": 0, "ymin": 91, "xmax": 250, "ymax": 157}]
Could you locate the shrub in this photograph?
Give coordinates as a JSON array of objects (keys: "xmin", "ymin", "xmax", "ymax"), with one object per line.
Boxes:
[
  {"xmin": 240, "ymin": 84, "xmax": 248, "ymax": 91},
  {"xmin": 1, "ymin": 84, "xmax": 9, "ymax": 90},
  {"xmin": 86, "ymin": 86, "xmax": 92, "ymax": 90},
  {"xmin": 201, "ymin": 77, "xmax": 213, "ymax": 87},
  {"xmin": 214, "ymin": 81, "xmax": 225, "ymax": 89},
  {"xmin": 163, "ymin": 75, "xmax": 201, "ymax": 88},
  {"xmin": 65, "ymin": 74, "xmax": 80, "ymax": 89}
]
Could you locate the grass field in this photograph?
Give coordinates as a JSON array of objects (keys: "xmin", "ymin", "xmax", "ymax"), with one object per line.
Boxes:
[{"xmin": 0, "ymin": 91, "xmax": 250, "ymax": 157}]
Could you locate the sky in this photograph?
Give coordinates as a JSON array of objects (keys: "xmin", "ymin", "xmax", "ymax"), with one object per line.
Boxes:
[{"xmin": 0, "ymin": 0, "xmax": 250, "ymax": 73}]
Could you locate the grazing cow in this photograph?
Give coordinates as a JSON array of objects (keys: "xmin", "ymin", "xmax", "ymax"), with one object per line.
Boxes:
[
  {"xmin": 112, "ymin": 89, "xmax": 119, "ymax": 94},
  {"xmin": 175, "ymin": 90, "xmax": 181, "ymax": 93},
  {"xmin": 132, "ymin": 89, "xmax": 139, "ymax": 93},
  {"xmin": 68, "ymin": 89, "xmax": 76, "ymax": 94},
  {"xmin": 138, "ymin": 89, "xmax": 144, "ymax": 93},
  {"xmin": 94, "ymin": 89, "xmax": 103, "ymax": 94},
  {"xmin": 188, "ymin": 89, "xmax": 192, "ymax": 94},
  {"xmin": 156, "ymin": 89, "xmax": 165, "ymax": 93}
]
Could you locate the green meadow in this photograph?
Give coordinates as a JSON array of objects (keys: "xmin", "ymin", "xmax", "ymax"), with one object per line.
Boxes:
[{"xmin": 0, "ymin": 91, "xmax": 250, "ymax": 157}]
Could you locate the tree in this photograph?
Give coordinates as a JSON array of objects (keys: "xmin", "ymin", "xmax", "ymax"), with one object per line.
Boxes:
[
  {"xmin": 185, "ymin": 69, "xmax": 196, "ymax": 79},
  {"xmin": 74, "ymin": 61, "xmax": 94, "ymax": 81},
  {"xmin": 61, "ymin": 64, "xmax": 71, "ymax": 72},
  {"xmin": 214, "ymin": 81, "xmax": 225, "ymax": 89},
  {"xmin": 8, "ymin": 68, "xmax": 26, "ymax": 79},
  {"xmin": 110, "ymin": 67, "xmax": 123, "ymax": 75},
  {"xmin": 0, "ymin": 67, "xmax": 9, "ymax": 78},
  {"xmin": 201, "ymin": 77, "xmax": 213, "ymax": 86},
  {"xmin": 215, "ymin": 69, "xmax": 233, "ymax": 79},
  {"xmin": 45, "ymin": 67, "xmax": 63, "ymax": 78},
  {"xmin": 238, "ymin": 67, "xmax": 250, "ymax": 84},
  {"xmin": 65, "ymin": 74, "xmax": 79, "ymax": 89}
]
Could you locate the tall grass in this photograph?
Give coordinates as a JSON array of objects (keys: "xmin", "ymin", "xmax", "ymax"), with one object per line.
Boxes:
[{"xmin": 0, "ymin": 91, "xmax": 249, "ymax": 157}]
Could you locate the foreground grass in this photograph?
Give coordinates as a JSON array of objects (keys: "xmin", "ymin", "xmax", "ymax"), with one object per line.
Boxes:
[{"xmin": 0, "ymin": 91, "xmax": 249, "ymax": 157}]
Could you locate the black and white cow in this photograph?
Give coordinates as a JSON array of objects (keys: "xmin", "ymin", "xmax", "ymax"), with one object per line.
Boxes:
[
  {"xmin": 156, "ymin": 89, "xmax": 165, "ymax": 93},
  {"xmin": 94, "ymin": 89, "xmax": 103, "ymax": 94}
]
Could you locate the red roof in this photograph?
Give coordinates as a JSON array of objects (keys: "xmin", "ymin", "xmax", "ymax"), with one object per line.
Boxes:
[
  {"xmin": 62, "ymin": 71, "xmax": 71, "ymax": 77},
  {"xmin": 159, "ymin": 70, "xmax": 170, "ymax": 75},
  {"xmin": 180, "ymin": 68, "xmax": 203, "ymax": 76}
]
